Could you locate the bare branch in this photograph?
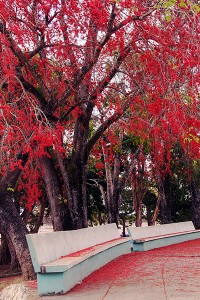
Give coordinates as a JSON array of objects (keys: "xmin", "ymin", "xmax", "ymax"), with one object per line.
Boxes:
[
  {"xmin": 113, "ymin": 7, "xmax": 157, "ymax": 33},
  {"xmin": 85, "ymin": 88, "xmax": 141, "ymax": 160}
]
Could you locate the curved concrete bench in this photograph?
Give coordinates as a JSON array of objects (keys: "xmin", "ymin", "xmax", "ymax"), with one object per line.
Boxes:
[
  {"xmin": 26, "ymin": 224, "xmax": 132, "ymax": 295},
  {"xmin": 127, "ymin": 221, "xmax": 200, "ymax": 252}
]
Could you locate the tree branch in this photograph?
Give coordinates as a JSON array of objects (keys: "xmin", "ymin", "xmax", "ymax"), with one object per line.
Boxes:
[
  {"xmin": 0, "ymin": 152, "xmax": 29, "ymax": 191},
  {"xmin": 85, "ymin": 89, "xmax": 141, "ymax": 161},
  {"xmin": 44, "ymin": 4, "xmax": 154, "ymax": 115},
  {"xmin": 89, "ymin": 42, "xmax": 133, "ymax": 102},
  {"xmin": 112, "ymin": 7, "xmax": 156, "ymax": 33},
  {"xmin": 16, "ymin": 68, "xmax": 48, "ymax": 108}
]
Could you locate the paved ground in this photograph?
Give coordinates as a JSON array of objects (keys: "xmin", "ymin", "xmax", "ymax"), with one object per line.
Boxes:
[{"xmin": 1, "ymin": 239, "xmax": 200, "ymax": 299}]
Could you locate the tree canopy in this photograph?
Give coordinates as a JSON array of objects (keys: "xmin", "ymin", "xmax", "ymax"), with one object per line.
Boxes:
[{"xmin": 0, "ymin": 0, "xmax": 200, "ymax": 277}]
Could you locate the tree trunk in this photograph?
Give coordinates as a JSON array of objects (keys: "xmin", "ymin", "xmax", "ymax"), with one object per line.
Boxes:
[
  {"xmin": 62, "ymin": 91, "xmax": 94, "ymax": 229},
  {"xmin": 0, "ymin": 235, "xmax": 10, "ymax": 265},
  {"xmin": 132, "ymin": 182, "xmax": 143, "ymax": 227},
  {"xmin": 21, "ymin": 208, "xmax": 31, "ymax": 225},
  {"xmin": 151, "ymin": 194, "xmax": 161, "ymax": 225},
  {"xmin": 0, "ymin": 234, "xmax": 19, "ymax": 270},
  {"xmin": 103, "ymin": 154, "xmax": 113, "ymax": 223},
  {"xmin": 40, "ymin": 156, "xmax": 64, "ymax": 231},
  {"xmin": 146, "ymin": 205, "xmax": 153, "ymax": 226},
  {"xmin": 0, "ymin": 151, "xmax": 35, "ymax": 279},
  {"xmin": 57, "ymin": 152, "xmax": 88, "ymax": 230},
  {"xmin": 102, "ymin": 145, "xmax": 123, "ymax": 224},
  {"xmin": 31, "ymin": 198, "xmax": 46, "ymax": 233},
  {"xmin": 190, "ymin": 179, "xmax": 200, "ymax": 229},
  {"xmin": 64, "ymin": 156, "xmax": 88, "ymax": 229},
  {"xmin": 43, "ymin": 132, "xmax": 90, "ymax": 230},
  {"xmin": 135, "ymin": 199, "xmax": 143, "ymax": 227},
  {"xmin": 0, "ymin": 191, "xmax": 35, "ymax": 280},
  {"xmin": 111, "ymin": 155, "xmax": 122, "ymax": 224},
  {"xmin": 57, "ymin": 152, "xmax": 75, "ymax": 230},
  {"xmin": 157, "ymin": 174, "xmax": 171, "ymax": 224}
]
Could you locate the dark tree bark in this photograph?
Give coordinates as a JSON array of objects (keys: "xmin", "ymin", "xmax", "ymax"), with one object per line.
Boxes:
[
  {"xmin": 0, "ymin": 152, "xmax": 35, "ymax": 279},
  {"xmin": 57, "ymin": 152, "xmax": 75, "ymax": 230},
  {"xmin": 151, "ymin": 195, "xmax": 161, "ymax": 225},
  {"xmin": 40, "ymin": 151, "xmax": 89, "ymax": 230},
  {"xmin": 146, "ymin": 205, "xmax": 153, "ymax": 226},
  {"xmin": 111, "ymin": 155, "xmax": 122, "ymax": 224},
  {"xmin": 129, "ymin": 149, "xmax": 148, "ymax": 227},
  {"xmin": 132, "ymin": 180, "xmax": 143, "ymax": 227},
  {"xmin": 65, "ymin": 90, "xmax": 94, "ymax": 229},
  {"xmin": 64, "ymin": 156, "xmax": 88, "ymax": 229},
  {"xmin": 21, "ymin": 207, "xmax": 31, "ymax": 225},
  {"xmin": 102, "ymin": 147, "xmax": 124, "ymax": 224},
  {"xmin": 158, "ymin": 173, "xmax": 171, "ymax": 224},
  {"xmin": 0, "ymin": 233, "xmax": 19, "ymax": 271},
  {"xmin": 0, "ymin": 191, "xmax": 35, "ymax": 280},
  {"xmin": 190, "ymin": 179, "xmax": 200, "ymax": 229},
  {"xmin": 31, "ymin": 197, "xmax": 46, "ymax": 233},
  {"xmin": 0, "ymin": 235, "xmax": 11, "ymax": 265},
  {"xmin": 40, "ymin": 156, "xmax": 64, "ymax": 231}
]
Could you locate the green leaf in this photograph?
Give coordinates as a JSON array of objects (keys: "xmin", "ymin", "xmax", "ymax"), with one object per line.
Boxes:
[
  {"xmin": 162, "ymin": 0, "xmax": 176, "ymax": 9},
  {"xmin": 192, "ymin": 4, "xmax": 200, "ymax": 14},
  {"xmin": 189, "ymin": 134, "xmax": 199, "ymax": 143},
  {"xmin": 179, "ymin": 0, "xmax": 187, "ymax": 8},
  {"xmin": 165, "ymin": 12, "xmax": 172, "ymax": 22}
]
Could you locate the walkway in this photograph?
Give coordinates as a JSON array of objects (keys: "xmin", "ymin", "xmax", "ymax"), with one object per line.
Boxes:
[{"xmin": 2, "ymin": 239, "xmax": 200, "ymax": 299}]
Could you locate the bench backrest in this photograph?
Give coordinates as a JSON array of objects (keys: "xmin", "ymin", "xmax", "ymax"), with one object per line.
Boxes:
[
  {"xmin": 26, "ymin": 223, "xmax": 120, "ymax": 272},
  {"xmin": 127, "ymin": 221, "xmax": 195, "ymax": 240}
]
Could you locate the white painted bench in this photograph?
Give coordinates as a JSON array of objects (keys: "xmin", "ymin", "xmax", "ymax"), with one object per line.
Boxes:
[
  {"xmin": 127, "ymin": 221, "xmax": 200, "ymax": 252},
  {"xmin": 26, "ymin": 224, "xmax": 132, "ymax": 295}
]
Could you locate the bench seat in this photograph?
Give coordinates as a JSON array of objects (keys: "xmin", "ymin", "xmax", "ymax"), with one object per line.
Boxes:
[
  {"xmin": 26, "ymin": 224, "xmax": 132, "ymax": 295},
  {"xmin": 40, "ymin": 238, "xmax": 127, "ymax": 273},
  {"xmin": 127, "ymin": 221, "xmax": 200, "ymax": 252}
]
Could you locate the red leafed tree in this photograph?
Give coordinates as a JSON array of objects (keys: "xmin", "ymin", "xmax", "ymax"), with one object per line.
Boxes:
[{"xmin": 0, "ymin": 0, "xmax": 200, "ymax": 278}]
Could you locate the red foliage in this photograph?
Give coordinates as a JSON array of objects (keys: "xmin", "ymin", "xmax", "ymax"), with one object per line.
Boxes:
[{"xmin": 0, "ymin": 0, "xmax": 199, "ymax": 207}]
